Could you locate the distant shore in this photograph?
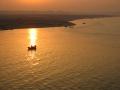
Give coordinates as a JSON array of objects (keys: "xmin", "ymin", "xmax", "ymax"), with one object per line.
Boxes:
[{"xmin": 0, "ymin": 14, "xmax": 112, "ymax": 30}]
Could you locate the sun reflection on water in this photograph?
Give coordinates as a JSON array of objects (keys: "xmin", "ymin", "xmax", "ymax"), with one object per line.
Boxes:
[
  {"xmin": 27, "ymin": 28, "xmax": 39, "ymax": 66},
  {"xmin": 29, "ymin": 28, "xmax": 37, "ymax": 46}
]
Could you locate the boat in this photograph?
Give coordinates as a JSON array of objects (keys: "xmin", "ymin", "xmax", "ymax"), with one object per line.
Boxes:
[
  {"xmin": 83, "ymin": 22, "xmax": 86, "ymax": 24},
  {"xmin": 28, "ymin": 45, "xmax": 36, "ymax": 50}
]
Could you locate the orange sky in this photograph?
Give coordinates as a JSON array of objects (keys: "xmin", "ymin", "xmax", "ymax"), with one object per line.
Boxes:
[{"xmin": 0, "ymin": 0, "xmax": 120, "ymax": 14}]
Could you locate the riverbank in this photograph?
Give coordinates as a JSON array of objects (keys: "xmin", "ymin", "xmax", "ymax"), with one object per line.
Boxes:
[{"xmin": 0, "ymin": 14, "xmax": 111, "ymax": 30}]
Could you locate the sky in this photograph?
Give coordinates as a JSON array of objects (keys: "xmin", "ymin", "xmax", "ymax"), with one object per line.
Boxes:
[{"xmin": 0, "ymin": 0, "xmax": 120, "ymax": 14}]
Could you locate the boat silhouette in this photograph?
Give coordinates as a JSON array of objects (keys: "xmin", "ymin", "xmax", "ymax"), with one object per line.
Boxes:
[
  {"xmin": 28, "ymin": 45, "xmax": 36, "ymax": 51},
  {"xmin": 82, "ymin": 22, "xmax": 86, "ymax": 24}
]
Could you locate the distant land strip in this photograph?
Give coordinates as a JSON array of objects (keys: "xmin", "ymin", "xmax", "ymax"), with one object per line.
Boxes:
[{"xmin": 0, "ymin": 14, "xmax": 112, "ymax": 30}]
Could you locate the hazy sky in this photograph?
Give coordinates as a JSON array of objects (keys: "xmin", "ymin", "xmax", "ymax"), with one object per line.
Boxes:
[{"xmin": 0, "ymin": 0, "xmax": 120, "ymax": 14}]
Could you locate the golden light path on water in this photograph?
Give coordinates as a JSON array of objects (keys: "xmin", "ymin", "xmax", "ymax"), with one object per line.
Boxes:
[
  {"xmin": 29, "ymin": 28, "xmax": 37, "ymax": 46},
  {"xmin": 27, "ymin": 28, "xmax": 39, "ymax": 66}
]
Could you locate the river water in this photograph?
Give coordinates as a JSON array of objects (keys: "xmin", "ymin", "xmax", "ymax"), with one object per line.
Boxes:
[{"xmin": 0, "ymin": 17, "xmax": 120, "ymax": 90}]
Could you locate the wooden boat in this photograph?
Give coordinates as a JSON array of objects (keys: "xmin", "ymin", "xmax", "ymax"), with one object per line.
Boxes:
[
  {"xmin": 28, "ymin": 45, "xmax": 36, "ymax": 50},
  {"xmin": 82, "ymin": 22, "xmax": 86, "ymax": 24}
]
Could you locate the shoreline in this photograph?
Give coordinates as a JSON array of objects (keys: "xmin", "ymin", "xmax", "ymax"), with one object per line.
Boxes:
[{"xmin": 0, "ymin": 14, "xmax": 112, "ymax": 30}]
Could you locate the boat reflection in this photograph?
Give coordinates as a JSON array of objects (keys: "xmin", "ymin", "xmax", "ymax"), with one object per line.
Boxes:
[
  {"xmin": 27, "ymin": 50, "xmax": 39, "ymax": 66},
  {"xmin": 28, "ymin": 50, "xmax": 36, "ymax": 60}
]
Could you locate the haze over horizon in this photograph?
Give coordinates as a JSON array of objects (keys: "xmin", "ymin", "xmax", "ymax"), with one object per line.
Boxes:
[{"xmin": 0, "ymin": 0, "xmax": 120, "ymax": 15}]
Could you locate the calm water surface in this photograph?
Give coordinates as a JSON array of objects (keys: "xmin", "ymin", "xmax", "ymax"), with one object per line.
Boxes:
[{"xmin": 0, "ymin": 17, "xmax": 120, "ymax": 90}]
